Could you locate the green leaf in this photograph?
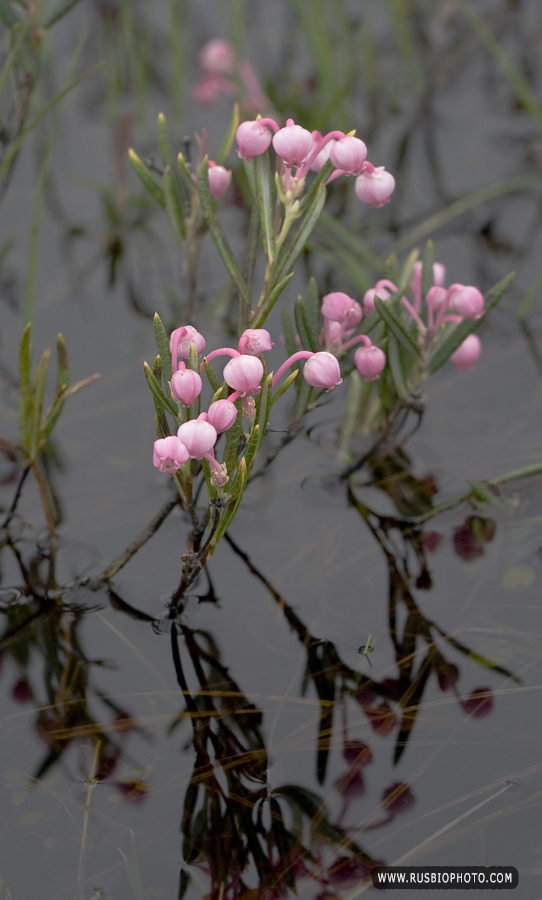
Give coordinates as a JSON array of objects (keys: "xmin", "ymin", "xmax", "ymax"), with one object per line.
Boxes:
[
  {"xmin": 251, "ymin": 272, "xmax": 294, "ymax": 328},
  {"xmin": 421, "ymin": 240, "xmax": 435, "ymax": 300},
  {"xmin": 153, "ymin": 314, "xmax": 173, "ymax": 396},
  {"xmin": 55, "ymin": 333, "xmax": 69, "ymax": 394},
  {"xmin": 395, "ymin": 248, "xmax": 419, "ymax": 297},
  {"xmin": 374, "ymin": 296, "xmax": 421, "ymax": 359},
  {"xmin": 281, "ymin": 303, "xmax": 298, "ymax": 359},
  {"xmin": 270, "ymin": 370, "xmax": 298, "ymax": 407},
  {"xmin": 198, "ymin": 157, "xmax": 251, "ymax": 308},
  {"xmin": 271, "ymin": 182, "xmax": 327, "ymax": 288},
  {"xmin": 30, "ymin": 349, "xmax": 51, "ymax": 458},
  {"xmin": 156, "ymin": 112, "xmax": 173, "ymax": 167},
  {"xmin": 40, "ymin": 389, "xmax": 66, "ymax": 442},
  {"xmin": 129, "ymin": 149, "xmax": 166, "ymax": 208},
  {"xmin": 222, "ymin": 402, "xmax": 243, "ymax": 474},
  {"xmin": 187, "ymin": 341, "xmax": 199, "ymax": 373},
  {"xmin": 43, "ymin": 0, "xmax": 84, "ymax": 28},
  {"xmin": 387, "ymin": 333, "xmax": 410, "ymax": 401},
  {"xmin": 177, "ymin": 152, "xmax": 196, "ymax": 193},
  {"xmin": 516, "ymin": 270, "xmax": 542, "ymax": 322},
  {"xmin": 254, "ymin": 151, "xmax": 275, "ymax": 263},
  {"xmin": 242, "ymin": 423, "xmax": 260, "ymax": 474},
  {"xmin": 256, "ymin": 374, "xmax": 272, "ymax": 454},
  {"xmin": 202, "ymin": 358, "xmax": 221, "ymax": 393},
  {"xmin": 163, "ymin": 165, "xmax": 187, "ymax": 240},
  {"xmin": 143, "ymin": 362, "xmax": 178, "ymax": 416},
  {"xmin": 216, "ymin": 103, "xmax": 239, "ymax": 165},
  {"xmin": 209, "ymin": 457, "xmax": 247, "ymax": 552},
  {"xmin": 305, "ymin": 277, "xmax": 321, "ymax": 346},
  {"xmin": 294, "ymin": 295, "xmax": 317, "ymax": 352},
  {"xmin": 292, "ymin": 378, "xmax": 312, "ymax": 422},
  {"xmin": 425, "ymin": 272, "xmax": 514, "ymax": 375}
]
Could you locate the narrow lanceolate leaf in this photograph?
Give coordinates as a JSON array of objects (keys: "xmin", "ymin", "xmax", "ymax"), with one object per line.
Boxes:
[
  {"xmin": 374, "ymin": 296, "xmax": 421, "ymax": 359},
  {"xmin": 305, "ymin": 276, "xmax": 321, "ymax": 346},
  {"xmin": 251, "ymin": 272, "xmax": 294, "ymax": 328},
  {"xmin": 395, "ymin": 248, "xmax": 419, "ymax": 297},
  {"xmin": 187, "ymin": 341, "xmax": 199, "ymax": 373},
  {"xmin": 254, "ymin": 151, "xmax": 275, "ymax": 263},
  {"xmin": 55, "ymin": 333, "xmax": 69, "ymax": 394},
  {"xmin": 281, "ymin": 303, "xmax": 298, "ymax": 359},
  {"xmin": 387, "ymin": 333, "xmax": 410, "ymax": 401},
  {"xmin": 296, "ymin": 295, "xmax": 319, "ymax": 352},
  {"xmin": 197, "ymin": 157, "xmax": 251, "ymax": 308},
  {"xmin": 144, "ymin": 362, "xmax": 178, "ymax": 416},
  {"xmin": 271, "ymin": 182, "xmax": 327, "ymax": 289},
  {"xmin": 202, "ymin": 358, "xmax": 221, "ymax": 392},
  {"xmin": 156, "ymin": 112, "xmax": 173, "ymax": 167},
  {"xmin": 242, "ymin": 423, "xmax": 260, "ymax": 474},
  {"xmin": 163, "ymin": 165, "xmax": 186, "ymax": 240},
  {"xmin": 153, "ymin": 314, "xmax": 172, "ymax": 395},
  {"xmin": 30, "ymin": 348, "xmax": 51, "ymax": 458},
  {"xmin": 128, "ymin": 149, "xmax": 166, "ymax": 208},
  {"xmin": 40, "ymin": 389, "xmax": 66, "ymax": 441},
  {"xmin": 270, "ymin": 370, "xmax": 298, "ymax": 407},
  {"xmin": 421, "ymin": 240, "xmax": 435, "ymax": 299},
  {"xmin": 425, "ymin": 271, "xmax": 514, "ymax": 375},
  {"xmin": 256, "ymin": 375, "xmax": 272, "ymax": 454},
  {"xmin": 19, "ymin": 324, "xmax": 32, "ymax": 450},
  {"xmin": 216, "ymin": 103, "xmax": 239, "ymax": 165},
  {"xmin": 209, "ymin": 457, "xmax": 248, "ymax": 552},
  {"xmin": 222, "ymin": 402, "xmax": 243, "ymax": 475}
]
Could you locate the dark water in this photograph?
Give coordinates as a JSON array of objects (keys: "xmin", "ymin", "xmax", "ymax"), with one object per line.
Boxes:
[{"xmin": 1, "ymin": 2, "xmax": 542, "ymax": 897}]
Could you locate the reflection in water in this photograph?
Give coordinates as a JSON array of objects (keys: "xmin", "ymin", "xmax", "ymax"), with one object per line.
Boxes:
[{"xmin": 0, "ymin": 430, "xmax": 520, "ymax": 897}]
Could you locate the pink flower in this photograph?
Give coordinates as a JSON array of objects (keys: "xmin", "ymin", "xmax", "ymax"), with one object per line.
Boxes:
[
  {"xmin": 321, "ymin": 292, "xmax": 362, "ymax": 329},
  {"xmin": 450, "ymin": 333, "xmax": 481, "ymax": 370},
  {"xmin": 355, "ymin": 166, "xmax": 395, "ymax": 208},
  {"xmin": 223, "ymin": 354, "xmax": 264, "ymax": 394},
  {"xmin": 198, "ymin": 39, "xmax": 235, "ymax": 76},
  {"xmin": 153, "ymin": 436, "xmax": 190, "ymax": 474},
  {"xmin": 206, "ymin": 398, "xmax": 238, "ymax": 433},
  {"xmin": 170, "ymin": 326, "xmax": 206, "ymax": 368},
  {"xmin": 425, "ymin": 285, "xmax": 448, "ymax": 313},
  {"xmin": 355, "ymin": 342, "xmax": 386, "ymax": 381},
  {"xmin": 448, "ymin": 284, "xmax": 484, "ymax": 319},
  {"xmin": 170, "ymin": 362, "xmax": 203, "ymax": 407},
  {"xmin": 303, "ymin": 351, "xmax": 342, "ymax": 390},
  {"xmin": 329, "ymin": 136, "xmax": 368, "ymax": 175},
  {"xmin": 272, "ymin": 119, "xmax": 313, "ymax": 167},
  {"xmin": 363, "ymin": 279, "xmax": 397, "ymax": 315},
  {"xmin": 238, "ymin": 328, "xmax": 274, "ymax": 356},
  {"xmin": 236, "ymin": 120, "xmax": 275, "ymax": 161},
  {"xmin": 177, "ymin": 414, "xmax": 217, "ymax": 459},
  {"xmin": 309, "ymin": 130, "xmax": 335, "ymax": 172},
  {"xmin": 208, "ymin": 161, "xmax": 231, "ymax": 200}
]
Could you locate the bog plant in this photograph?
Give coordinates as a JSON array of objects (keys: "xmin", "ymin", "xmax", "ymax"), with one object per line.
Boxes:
[{"xmin": 130, "ymin": 107, "xmax": 514, "ymax": 579}]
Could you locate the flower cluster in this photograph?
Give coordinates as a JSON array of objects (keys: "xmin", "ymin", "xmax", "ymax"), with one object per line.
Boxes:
[
  {"xmin": 193, "ymin": 38, "xmax": 268, "ymax": 113},
  {"xmin": 320, "ymin": 290, "xmax": 387, "ymax": 381},
  {"xmin": 363, "ymin": 260, "xmax": 484, "ymax": 370},
  {"xmin": 152, "ymin": 325, "xmax": 344, "ymax": 484},
  {"xmin": 236, "ymin": 117, "xmax": 395, "ymax": 208}
]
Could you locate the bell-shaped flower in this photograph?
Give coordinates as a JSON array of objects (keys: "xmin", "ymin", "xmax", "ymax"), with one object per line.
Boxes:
[
  {"xmin": 355, "ymin": 166, "xmax": 395, "ymax": 208},
  {"xmin": 223, "ymin": 354, "xmax": 264, "ymax": 394},
  {"xmin": 153, "ymin": 436, "xmax": 190, "ymax": 474},
  {"xmin": 177, "ymin": 414, "xmax": 217, "ymax": 459},
  {"xmin": 321, "ymin": 291, "xmax": 362, "ymax": 330},
  {"xmin": 448, "ymin": 284, "xmax": 484, "ymax": 320},
  {"xmin": 363, "ymin": 279, "xmax": 397, "ymax": 315},
  {"xmin": 309, "ymin": 130, "xmax": 335, "ymax": 172},
  {"xmin": 206, "ymin": 398, "xmax": 238, "ymax": 433},
  {"xmin": 303, "ymin": 351, "xmax": 342, "ymax": 391},
  {"xmin": 238, "ymin": 328, "xmax": 274, "ymax": 356},
  {"xmin": 450, "ymin": 333, "xmax": 481, "ymax": 370},
  {"xmin": 329, "ymin": 136, "xmax": 367, "ymax": 175},
  {"xmin": 208, "ymin": 161, "xmax": 231, "ymax": 200},
  {"xmin": 355, "ymin": 341, "xmax": 386, "ymax": 381},
  {"xmin": 170, "ymin": 362, "xmax": 203, "ymax": 407},
  {"xmin": 170, "ymin": 325, "xmax": 206, "ymax": 367},
  {"xmin": 236, "ymin": 119, "xmax": 274, "ymax": 161},
  {"xmin": 198, "ymin": 39, "xmax": 235, "ymax": 75},
  {"xmin": 272, "ymin": 119, "xmax": 313, "ymax": 167}
]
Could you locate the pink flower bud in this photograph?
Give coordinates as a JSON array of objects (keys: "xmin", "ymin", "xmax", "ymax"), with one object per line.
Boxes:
[
  {"xmin": 330, "ymin": 136, "xmax": 367, "ymax": 175},
  {"xmin": 236, "ymin": 120, "xmax": 273, "ymax": 161},
  {"xmin": 170, "ymin": 362, "xmax": 203, "ymax": 406},
  {"xmin": 309, "ymin": 130, "xmax": 335, "ymax": 172},
  {"xmin": 177, "ymin": 415, "xmax": 217, "ymax": 459},
  {"xmin": 355, "ymin": 167, "xmax": 395, "ymax": 208},
  {"xmin": 153, "ymin": 436, "xmax": 190, "ymax": 474},
  {"xmin": 448, "ymin": 284, "xmax": 484, "ymax": 319},
  {"xmin": 411, "ymin": 260, "xmax": 447, "ymax": 294},
  {"xmin": 434, "ymin": 262, "xmax": 446, "ymax": 286},
  {"xmin": 426, "ymin": 285, "xmax": 447, "ymax": 312},
  {"xmin": 363, "ymin": 280, "xmax": 396, "ymax": 315},
  {"xmin": 303, "ymin": 351, "xmax": 342, "ymax": 391},
  {"xmin": 355, "ymin": 343, "xmax": 386, "ymax": 380},
  {"xmin": 321, "ymin": 291, "xmax": 362, "ymax": 329},
  {"xmin": 450, "ymin": 333, "xmax": 481, "ymax": 370},
  {"xmin": 272, "ymin": 119, "xmax": 313, "ymax": 167},
  {"xmin": 198, "ymin": 39, "xmax": 235, "ymax": 76},
  {"xmin": 223, "ymin": 354, "xmax": 264, "ymax": 394},
  {"xmin": 170, "ymin": 326, "xmax": 206, "ymax": 367},
  {"xmin": 238, "ymin": 328, "xmax": 274, "ymax": 356},
  {"xmin": 206, "ymin": 398, "xmax": 237, "ymax": 433},
  {"xmin": 208, "ymin": 161, "xmax": 231, "ymax": 200}
]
